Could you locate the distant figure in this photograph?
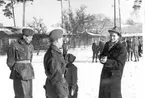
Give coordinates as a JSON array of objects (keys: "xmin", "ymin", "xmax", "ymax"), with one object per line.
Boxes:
[
  {"xmin": 132, "ymin": 36, "xmax": 139, "ymax": 62},
  {"xmin": 62, "ymin": 40, "xmax": 69, "ymax": 61},
  {"xmin": 43, "ymin": 29, "xmax": 69, "ymax": 98},
  {"xmin": 126, "ymin": 39, "xmax": 133, "ymax": 61},
  {"xmin": 99, "ymin": 26, "xmax": 127, "ymax": 98},
  {"xmin": 92, "ymin": 40, "xmax": 99, "ymax": 62},
  {"xmin": 65, "ymin": 54, "xmax": 78, "ymax": 98},
  {"xmin": 121, "ymin": 38, "xmax": 127, "ymax": 48},
  {"xmin": 99, "ymin": 39, "xmax": 105, "ymax": 55},
  {"xmin": 7, "ymin": 28, "xmax": 35, "ymax": 98},
  {"xmin": 138, "ymin": 37, "xmax": 143, "ymax": 57}
]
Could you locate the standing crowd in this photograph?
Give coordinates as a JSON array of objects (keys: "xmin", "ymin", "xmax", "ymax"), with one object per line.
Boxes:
[
  {"xmin": 6, "ymin": 26, "xmax": 141, "ymax": 98},
  {"xmin": 92, "ymin": 34, "xmax": 143, "ymax": 63},
  {"xmin": 6, "ymin": 28, "xmax": 78, "ymax": 98},
  {"xmin": 125, "ymin": 36, "xmax": 143, "ymax": 62}
]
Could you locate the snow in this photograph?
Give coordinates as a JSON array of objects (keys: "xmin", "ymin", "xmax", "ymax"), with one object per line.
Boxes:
[{"xmin": 0, "ymin": 46, "xmax": 145, "ymax": 98}]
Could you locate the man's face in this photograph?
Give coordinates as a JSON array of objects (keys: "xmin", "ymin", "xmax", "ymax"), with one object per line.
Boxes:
[
  {"xmin": 23, "ymin": 35, "xmax": 33, "ymax": 44},
  {"xmin": 110, "ymin": 32, "xmax": 119, "ymax": 43}
]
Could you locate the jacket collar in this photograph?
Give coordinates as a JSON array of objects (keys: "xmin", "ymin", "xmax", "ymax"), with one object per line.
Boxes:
[
  {"xmin": 50, "ymin": 44, "xmax": 62, "ymax": 54},
  {"xmin": 108, "ymin": 41, "xmax": 120, "ymax": 51},
  {"xmin": 18, "ymin": 38, "xmax": 31, "ymax": 45},
  {"xmin": 18, "ymin": 39, "xmax": 26, "ymax": 45}
]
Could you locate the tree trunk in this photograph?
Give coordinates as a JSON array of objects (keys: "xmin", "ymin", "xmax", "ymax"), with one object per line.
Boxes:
[
  {"xmin": 37, "ymin": 39, "xmax": 42, "ymax": 55},
  {"xmin": 22, "ymin": 0, "xmax": 26, "ymax": 26},
  {"xmin": 11, "ymin": 0, "xmax": 16, "ymax": 27}
]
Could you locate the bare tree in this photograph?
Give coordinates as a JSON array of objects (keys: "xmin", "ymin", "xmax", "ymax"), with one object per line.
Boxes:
[
  {"xmin": 16, "ymin": 0, "xmax": 33, "ymax": 26},
  {"xmin": 95, "ymin": 14, "xmax": 113, "ymax": 35},
  {"xmin": 126, "ymin": 19, "xmax": 136, "ymax": 25},
  {"xmin": 27, "ymin": 17, "xmax": 48, "ymax": 55},
  {"xmin": 0, "ymin": 0, "xmax": 5, "ymax": 7},
  {"xmin": 27, "ymin": 17, "xmax": 47, "ymax": 34},
  {"xmin": 62, "ymin": 5, "xmax": 112, "ymax": 47},
  {"xmin": 133, "ymin": 0, "xmax": 142, "ymax": 10},
  {"xmin": 3, "ymin": 0, "xmax": 16, "ymax": 27}
]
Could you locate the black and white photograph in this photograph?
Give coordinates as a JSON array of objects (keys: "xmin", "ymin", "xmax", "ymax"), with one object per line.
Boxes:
[{"xmin": 0, "ymin": 0, "xmax": 144, "ymax": 98}]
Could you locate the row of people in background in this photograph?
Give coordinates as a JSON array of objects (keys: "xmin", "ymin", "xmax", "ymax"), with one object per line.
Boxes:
[
  {"xmin": 7, "ymin": 28, "xmax": 78, "ymax": 98},
  {"xmin": 92, "ymin": 39, "xmax": 105, "ymax": 63},
  {"xmin": 122, "ymin": 36, "xmax": 143, "ymax": 62},
  {"xmin": 92, "ymin": 36, "xmax": 143, "ymax": 63}
]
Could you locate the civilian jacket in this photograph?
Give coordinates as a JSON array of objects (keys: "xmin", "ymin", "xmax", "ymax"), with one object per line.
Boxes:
[{"xmin": 65, "ymin": 54, "xmax": 78, "ymax": 92}]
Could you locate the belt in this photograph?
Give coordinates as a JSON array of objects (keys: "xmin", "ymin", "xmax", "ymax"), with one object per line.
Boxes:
[{"xmin": 15, "ymin": 60, "xmax": 31, "ymax": 63}]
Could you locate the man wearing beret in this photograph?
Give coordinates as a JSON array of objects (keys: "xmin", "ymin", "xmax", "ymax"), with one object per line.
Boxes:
[
  {"xmin": 43, "ymin": 29, "xmax": 69, "ymax": 98},
  {"xmin": 98, "ymin": 26, "xmax": 127, "ymax": 98},
  {"xmin": 7, "ymin": 28, "xmax": 35, "ymax": 98}
]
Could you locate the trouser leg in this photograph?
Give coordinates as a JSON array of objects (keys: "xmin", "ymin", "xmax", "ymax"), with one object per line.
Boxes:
[
  {"xmin": 131, "ymin": 51, "xmax": 133, "ymax": 61},
  {"xmin": 92, "ymin": 51, "xmax": 95, "ymax": 62},
  {"xmin": 95, "ymin": 52, "xmax": 99, "ymax": 62},
  {"xmin": 13, "ymin": 79, "xmax": 32, "ymax": 98}
]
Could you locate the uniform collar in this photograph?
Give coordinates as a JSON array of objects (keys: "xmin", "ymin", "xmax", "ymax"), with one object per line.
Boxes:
[
  {"xmin": 50, "ymin": 44, "xmax": 62, "ymax": 54},
  {"xmin": 18, "ymin": 38, "xmax": 31, "ymax": 45}
]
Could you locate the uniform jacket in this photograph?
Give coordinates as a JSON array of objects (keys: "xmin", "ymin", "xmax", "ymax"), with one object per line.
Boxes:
[
  {"xmin": 43, "ymin": 44, "xmax": 69, "ymax": 98},
  {"xmin": 44, "ymin": 44, "xmax": 67, "ymax": 84},
  {"xmin": 65, "ymin": 54, "xmax": 78, "ymax": 93},
  {"xmin": 99, "ymin": 41, "xmax": 127, "ymax": 98},
  {"xmin": 7, "ymin": 39, "xmax": 34, "ymax": 80}
]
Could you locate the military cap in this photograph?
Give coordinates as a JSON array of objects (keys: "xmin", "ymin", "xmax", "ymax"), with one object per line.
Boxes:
[
  {"xmin": 49, "ymin": 29, "xmax": 63, "ymax": 40},
  {"xmin": 108, "ymin": 26, "xmax": 122, "ymax": 37},
  {"xmin": 22, "ymin": 28, "xmax": 34, "ymax": 36}
]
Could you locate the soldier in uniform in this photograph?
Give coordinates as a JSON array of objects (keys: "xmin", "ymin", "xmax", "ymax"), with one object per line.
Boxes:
[
  {"xmin": 43, "ymin": 29, "xmax": 69, "ymax": 98},
  {"xmin": 7, "ymin": 28, "xmax": 35, "ymax": 98},
  {"xmin": 99, "ymin": 26, "xmax": 127, "ymax": 98}
]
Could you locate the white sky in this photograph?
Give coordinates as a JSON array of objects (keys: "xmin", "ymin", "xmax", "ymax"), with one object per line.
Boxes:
[{"xmin": 0, "ymin": 0, "xmax": 143, "ymax": 30}]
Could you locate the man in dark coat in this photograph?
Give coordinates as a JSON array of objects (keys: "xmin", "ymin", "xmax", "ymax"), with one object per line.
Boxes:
[
  {"xmin": 99, "ymin": 39, "xmax": 105, "ymax": 55},
  {"xmin": 43, "ymin": 29, "xmax": 69, "ymax": 98},
  {"xmin": 7, "ymin": 28, "xmax": 35, "ymax": 98},
  {"xmin": 126, "ymin": 39, "xmax": 133, "ymax": 61},
  {"xmin": 138, "ymin": 37, "xmax": 142, "ymax": 57},
  {"xmin": 132, "ymin": 36, "xmax": 139, "ymax": 62},
  {"xmin": 65, "ymin": 54, "xmax": 78, "ymax": 98},
  {"xmin": 99, "ymin": 26, "xmax": 127, "ymax": 98},
  {"xmin": 92, "ymin": 40, "xmax": 99, "ymax": 62},
  {"xmin": 62, "ymin": 40, "xmax": 69, "ymax": 61}
]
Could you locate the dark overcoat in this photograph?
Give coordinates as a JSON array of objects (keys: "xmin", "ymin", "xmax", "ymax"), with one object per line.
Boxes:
[
  {"xmin": 99, "ymin": 41, "xmax": 127, "ymax": 98},
  {"xmin": 7, "ymin": 39, "xmax": 34, "ymax": 80},
  {"xmin": 43, "ymin": 44, "xmax": 69, "ymax": 98},
  {"xmin": 99, "ymin": 41, "xmax": 105, "ymax": 54},
  {"xmin": 62, "ymin": 42, "xmax": 68, "ymax": 59},
  {"xmin": 92, "ymin": 43, "xmax": 97, "ymax": 52},
  {"xmin": 65, "ymin": 54, "xmax": 78, "ymax": 98}
]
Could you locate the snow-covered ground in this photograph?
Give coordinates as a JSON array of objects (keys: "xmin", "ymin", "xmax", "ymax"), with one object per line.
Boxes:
[{"xmin": 0, "ymin": 46, "xmax": 145, "ymax": 98}]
